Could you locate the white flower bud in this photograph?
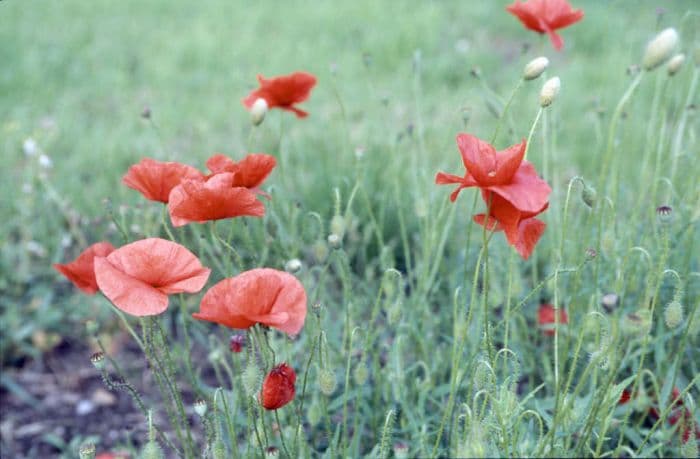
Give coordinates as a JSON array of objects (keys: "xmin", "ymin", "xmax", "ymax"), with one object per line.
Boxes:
[
  {"xmin": 667, "ymin": 53, "xmax": 685, "ymax": 76},
  {"xmin": 38, "ymin": 154, "xmax": 53, "ymax": 169},
  {"xmin": 539, "ymin": 76, "xmax": 561, "ymax": 107},
  {"xmin": 642, "ymin": 28, "xmax": 679, "ymax": 71},
  {"xmin": 23, "ymin": 138, "xmax": 38, "ymax": 156},
  {"xmin": 285, "ymin": 258, "xmax": 302, "ymax": 273},
  {"xmin": 523, "ymin": 56, "xmax": 549, "ymax": 81},
  {"xmin": 250, "ymin": 98, "xmax": 268, "ymax": 126}
]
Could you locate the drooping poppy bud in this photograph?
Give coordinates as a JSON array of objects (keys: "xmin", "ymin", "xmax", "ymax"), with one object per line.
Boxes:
[
  {"xmin": 523, "ymin": 56, "xmax": 549, "ymax": 81},
  {"xmin": 261, "ymin": 363, "xmax": 296, "ymax": 410},
  {"xmin": 540, "ymin": 77, "xmax": 561, "ymax": 107},
  {"xmin": 667, "ymin": 54, "xmax": 686, "ymax": 76},
  {"xmin": 642, "ymin": 28, "xmax": 679, "ymax": 71}
]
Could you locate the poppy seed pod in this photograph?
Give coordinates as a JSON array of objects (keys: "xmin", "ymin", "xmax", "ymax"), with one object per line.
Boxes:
[
  {"xmin": 523, "ymin": 56, "xmax": 549, "ymax": 80},
  {"xmin": 540, "ymin": 77, "xmax": 561, "ymax": 107},
  {"xmin": 265, "ymin": 447, "xmax": 280, "ymax": 458},
  {"xmin": 656, "ymin": 205, "xmax": 673, "ymax": 226},
  {"xmin": 642, "ymin": 28, "xmax": 679, "ymax": 71},
  {"xmin": 328, "ymin": 233, "xmax": 342, "ymax": 249},
  {"xmin": 667, "ymin": 53, "xmax": 686, "ymax": 76},
  {"xmin": 664, "ymin": 300, "xmax": 684, "ymax": 328},
  {"xmin": 90, "ymin": 352, "xmax": 106, "ymax": 371},
  {"xmin": 193, "ymin": 399, "xmax": 207, "ymax": 417},
  {"xmin": 250, "ymin": 98, "xmax": 268, "ymax": 126}
]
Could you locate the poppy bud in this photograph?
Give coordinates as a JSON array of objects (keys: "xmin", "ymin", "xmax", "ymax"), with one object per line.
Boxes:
[
  {"xmin": 229, "ymin": 334, "xmax": 245, "ymax": 353},
  {"xmin": 250, "ymin": 98, "xmax": 268, "ymax": 126},
  {"xmin": 307, "ymin": 397, "xmax": 322, "ymax": 426},
  {"xmin": 328, "ymin": 233, "xmax": 342, "ymax": 249},
  {"xmin": 318, "ymin": 368, "xmax": 337, "ymax": 396},
  {"xmin": 656, "ymin": 205, "xmax": 673, "ymax": 226},
  {"xmin": 242, "ymin": 358, "xmax": 261, "ymax": 396},
  {"xmin": 523, "ymin": 56, "xmax": 549, "ymax": 81},
  {"xmin": 284, "ymin": 258, "xmax": 302, "ymax": 273},
  {"xmin": 642, "ymin": 28, "xmax": 679, "ymax": 71},
  {"xmin": 261, "ymin": 363, "xmax": 296, "ymax": 410},
  {"xmin": 664, "ymin": 300, "xmax": 684, "ymax": 328},
  {"xmin": 194, "ymin": 398, "xmax": 207, "ymax": 417},
  {"xmin": 667, "ymin": 54, "xmax": 686, "ymax": 76},
  {"xmin": 330, "ymin": 215, "xmax": 346, "ymax": 239},
  {"xmin": 581, "ymin": 185, "xmax": 597, "ymax": 209},
  {"xmin": 90, "ymin": 352, "xmax": 105, "ymax": 371},
  {"xmin": 393, "ymin": 442, "xmax": 409, "ymax": 459},
  {"xmin": 353, "ymin": 361, "xmax": 368, "ymax": 385},
  {"xmin": 140, "ymin": 440, "xmax": 164, "ymax": 459},
  {"xmin": 312, "ymin": 240, "xmax": 329, "ymax": 263},
  {"xmin": 78, "ymin": 443, "xmax": 96, "ymax": 459},
  {"xmin": 539, "ymin": 77, "xmax": 561, "ymax": 107}
]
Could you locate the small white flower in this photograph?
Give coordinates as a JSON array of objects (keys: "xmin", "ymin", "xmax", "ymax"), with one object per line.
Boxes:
[
  {"xmin": 23, "ymin": 138, "xmax": 38, "ymax": 156},
  {"xmin": 38, "ymin": 154, "xmax": 53, "ymax": 169}
]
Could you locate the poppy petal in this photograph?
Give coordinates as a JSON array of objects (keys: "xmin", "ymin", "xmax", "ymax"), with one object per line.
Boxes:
[
  {"xmin": 54, "ymin": 242, "xmax": 116, "ymax": 294},
  {"xmin": 456, "ymin": 133, "xmax": 496, "ymax": 184},
  {"xmin": 487, "ymin": 161, "xmax": 551, "ymax": 214},
  {"xmin": 514, "ymin": 217, "xmax": 547, "ymax": 260},
  {"xmin": 122, "ymin": 158, "xmax": 204, "ymax": 203},
  {"xmin": 94, "ymin": 257, "xmax": 169, "ymax": 316}
]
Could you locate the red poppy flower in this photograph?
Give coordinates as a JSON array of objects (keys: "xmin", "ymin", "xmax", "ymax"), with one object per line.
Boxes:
[
  {"xmin": 167, "ymin": 173, "xmax": 265, "ymax": 227},
  {"xmin": 435, "ymin": 134, "xmax": 551, "ymax": 259},
  {"xmin": 506, "ymin": 0, "xmax": 584, "ymax": 51},
  {"xmin": 242, "ymin": 71, "xmax": 317, "ymax": 118},
  {"xmin": 261, "ymin": 363, "xmax": 296, "ymax": 410},
  {"xmin": 122, "ymin": 158, "xmax": 204, "ymax": 203},
  {"xmin": 94, "ymin": 238, "xmax": 210, "ymax": 316},
  {"xmin": 193, "ymin": 268, "xmax": 307, "ymax": 336},
  {"xmin": 54, "ymin": 242, "xmax": 116, "ymax": 294},
  {"xmin": 205, "ymin": 153, "xmax": 276, "ymax": 189},
  {"xmin": 537, "ymin": 303, "xmax": 568, "ymax": 336},
  {"xmin": 618, "ymin": 389, "xmax": 632, "ymax": 405}
]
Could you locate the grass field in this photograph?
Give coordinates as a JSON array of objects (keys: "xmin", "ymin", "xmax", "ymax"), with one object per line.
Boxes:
[{"xmin": 1, "ymin": 0, "xmax": 699, "ymax": 457}]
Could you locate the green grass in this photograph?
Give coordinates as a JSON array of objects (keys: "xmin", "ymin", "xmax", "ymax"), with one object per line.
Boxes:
[{"xmin": 2, "ymin": 0, "xmax": 699, "ymax": 457}]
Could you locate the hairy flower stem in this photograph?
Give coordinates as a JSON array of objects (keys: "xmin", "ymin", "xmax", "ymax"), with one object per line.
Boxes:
[
  {"xmin": 211, "ymin": 221, "xmax": 243, "ymax": 273},
  {"xmin": 275, "ymin": 410, "xmax": 292, "ymax": 459},
  {"xmin": 491, "ymin": 79, "xmax": 523, "ymax": 145},
  {"xmin": 160, "ymin": 206, "xmax": 177, "ymax": 242}
]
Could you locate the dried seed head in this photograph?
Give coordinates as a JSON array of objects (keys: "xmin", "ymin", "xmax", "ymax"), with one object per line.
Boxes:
[
  {"xmin": 90, "ymin": 352, "xmax": 105, "ymax": 371},
  {"xmin": 656, "ymin": 205, "xmax": 673, "ymax": 225},
  {"xmin": 284, "ymin": 258, "xmax": 302, "ymax": 273},
  {"xmin": 78, "ymin": 443, "xmax": 96, "ymax": 459},
  {"xmin": 194, "ymin": 398, "xmax": 207, "ymax": 417},
  {"xmin": 581, "ymin": 185, "xmax": 597, "ymax": 209},
  {"xmin": 523, "ymin": 56, "xmax": 549, "ymax": 81},
  {"xmin": 664, "ymin": 300, "xmax": 684, "ymax": 328},
  {"xmin": 667, "ymin": 53, "xmax": 686, "ymax": 76},
  {"xmin": 642, "ymin": 28, "xmax": 679, "ymax": 71},
  {"xmin": 265, "ymin": 446, "xmax": 280, "ymax": 458},
  {"xmin": 601, "ymin": 293, "xmax": 620, "ymax": 312},
  {"xmin": 539, "ymin": 77, "xmax": 561, "ymax": 107},
  {"xmin": 318, "ymin": 368, "xmax": 337, "ymax": 396},
  {"xmin": 250, "ymin": 98, "xmax": 268, "ymax": 126}
]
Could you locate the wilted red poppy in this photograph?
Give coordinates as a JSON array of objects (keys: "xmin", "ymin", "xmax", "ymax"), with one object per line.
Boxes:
[
  {"xmin": 205, "ymin": 153, "xmax": 276, "ymax": 190},
  {"xmin": 167, "ymin": 173, "xmax": 265, "ymax": 227},
  {"xmin": 122, "ymin": 158, "xmax": 204, "ymax": 203},
  {"xmin": 242, "ymin": 71, "xmax": 317, "ymax": 118},
  {"xmin": 193, "ymin": 268, "xmax": 307, "ymax": 336},
  {"xmin": 537, "ymin": 303, "xmax": 568, "ymax": 336},
  {"xmin": 54, "ymin": 242, "xmax": 116, "ymax": 294},
  {"xmin": 94, "ymin": 238, "xmax": 210, "ymax": 316},
  {"xmin": 506, "ymin": 0, "xmax": 584, "ymax": 51},
  {"xmin": 261, "ymin": 363, "xmax": 296, "ymax": 410},
  {"xmin": 435, "ymin": 134, "xmax": 551, "ymax": 259}
]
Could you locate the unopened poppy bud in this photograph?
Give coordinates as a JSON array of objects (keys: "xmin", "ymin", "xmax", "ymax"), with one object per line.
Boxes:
[
  {"xmin": 353, "ymin": 361, "xmax": 368, "ymax": 385},
  {"xmin": 328, "ymin": 233, "xmax": 342, "ymax": 249},
  {"xmin": 307, "ymin": 397, "xmax": 322, "ymax": 426},
  {"xmin": 656, "ymin": 205, "xmax": 673, "ymax": 226},
  {"xmin": 265, "ymin": 446, "xmax": 280, "ymax": 458},
  {"xmin": 229, "ymin": 334, "xmax": 245, "ymax": 353},
  {"xmin": 581, "ymin": 185, "xmax": 597, "ymax": 208},
  {"xmin": 318, "ymin": 368, "xmax": 337, "ymax": 395},
  {"xmin": 140, "ymin": 440, "xmax": 164, "ymax": 459},
  {"xmin": 664, "ymin": 300, "xmax": 684, "ymax": 328},
  {"xmin": 393, "ymin": 442, "xmax": 409, "ymax": 459},
  {"xmin": 601, "ymin": 293, "xmax": 619, "ymax": 312},
  {"xmin": 194, "ymin": 398, "xmax": 207, "ymax": 417},
  {"xmin": 261, "ymin": 363, "xmax": 296, "ymax": 410},
  {"xmin": 284, "ymin": 258, "xmax": 302, "ymax": 273},
  {"xmin": 208, "ymin": 348, "xmax": 223, "ymax": 363},
  {"xmin": 242, "ymin": 359, "xmax": 261, "ymax": 397},
  {"xmin": 250, "ymin": 98, "xmax": 268, "ymax": 126},
  {"xmin": 523, "ymin": 56, "xmax": 549, "ymax": 81},
  {"xmin": 642, "ymin": 28, "xmax": 679, "ymax": 71},
  {"xmin": 78, "ymin": 443, "xmax": 96, "ymax": 459},
  {"xmin": 330, "ymin": 215, "xmax": 346, "ymax": 238},
  {"xmin": 90, "ymin": 352, "xmax": 105, "ymax": 371},
  {"xmin": 667, "ymin": 54, "xmax": 686, "ymax": 76},
  {"xmin": 540, "ymin": 77, "xmax": 561, "ymax": 107},
  {"xmin": 312, "ymin": 240, "xmax": 328, "ymax": 263}
]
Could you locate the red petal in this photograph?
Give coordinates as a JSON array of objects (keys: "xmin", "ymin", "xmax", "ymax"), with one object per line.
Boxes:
[
  {"xmin": 514, "ymin": 217, "xmax": 547, "ymax": 260},
  {"xmin": 456, "ymin": 133, "xmax": 497, "ymax": 184},
  {"xmin": 122, "ymin": 158, "xmax": 203, "ymax": 203},
  {"xmin": 487, "ymin": 161, "xmax": 551, "ymax": 214},
  {"xmin": 94, "ymin": 257, "xmax": 169, "ymax": 316},
  {"xmin": 54, "ymin": 242, "xmax": 116, "ymax": 294}
]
